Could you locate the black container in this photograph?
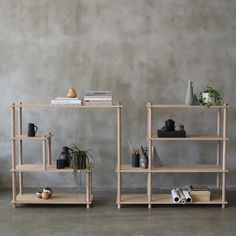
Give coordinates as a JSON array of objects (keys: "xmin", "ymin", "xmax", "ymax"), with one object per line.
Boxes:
[
  {"xmin": 132, "ymin": 153, "xmax": 140, "ymax": 167},
  {"xmin": 165, "ymin": 119, "xmax": 175, "ymax": 131},
  {"xmin": 56, "ymin": 159, "xmax": 66, "ymax": 169},
  {"xmin": 27, "ymin": 123, "xmax": 38, "ymax": 137},
  {"xmin": 59, "ymin": 146, "xmax": 70, "ymax": 167}
]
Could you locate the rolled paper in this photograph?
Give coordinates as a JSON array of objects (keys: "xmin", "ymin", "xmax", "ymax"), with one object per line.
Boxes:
[
  {"xmin": 176, "ymin": 188, "xmax": 186, "ymax": 204},
  {"xmin": 171, "ymin": 189, "xmax": 180, "ymax": 203},
  {"xmin": 183, "ymin": 190, "xmax": 192, "ymax": 203}
]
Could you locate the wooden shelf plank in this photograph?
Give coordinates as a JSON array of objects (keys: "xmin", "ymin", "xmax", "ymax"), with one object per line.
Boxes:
[
  {"xmin": 146, "ymin": 104, "xmax": 229, "ymax": 108},
  {"xmin": 148, "ymin": 135, "xmax": 228, "ymax": 141},
  {"xmin": 15, "ymin": 193, "xmax": 93, "ymax": 204},
  {"xmin": 118, "ymin": 164, "xmax": 227, "ymax": 173},
  {"xmin": 11, "ymin": 104, "xmax": 122, "ymax": 108},
  {"xmin": 13, "ymin": 135, "xmax": 51, "ymax": 140},
  {"xmin": 118, "ymin": 193, "xmax": 227, "ymax": 205},
  {"xmin": 118, "ymin": 194, "xmax": 148, "ymax": 204},
  {"xmin": 13, "ymin": 164, "xmax": 91, "ymax": 173},
  {"xmin": 151, "ymin": 165, "xmax": 227, "ymax": 173},
  {"xmin": 118, "ymin": 164, "xmax": 149, "ymax": 173},
  {"xmin": 151, "ymin": 194, "xmax": 227, "ymax": 204}
]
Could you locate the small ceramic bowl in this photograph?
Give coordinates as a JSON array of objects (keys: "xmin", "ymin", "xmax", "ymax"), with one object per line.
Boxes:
[
  {"xmin": 36, "ymin": 191, "xmax": 42, "ymax": 199},
  {"xmin": 43, "ymin": 187, "xmax": 53, "ymax": 198},
  {"xmin": 175, "ymin": 124, "xmax": 184, "ymax": 131}
]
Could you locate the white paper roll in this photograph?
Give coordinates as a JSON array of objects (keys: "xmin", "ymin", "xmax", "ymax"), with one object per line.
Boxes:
[
  {"xmin": 183, "ymin": 190, "xmax": 192, "ymax": 203},
  {"xmin": 176, "ymin": 188, "xmax": 186, "ymax": 204},
  {"xmin": 171, "ymin": 189, "xmax": 180, "ymax": 203}
]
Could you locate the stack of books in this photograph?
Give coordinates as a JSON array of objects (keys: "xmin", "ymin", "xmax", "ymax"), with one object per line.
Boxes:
[
  {"xmin": 83, "ymin": 91, "xmax": 112, "ymax": 105},
  {"xmin": 51, "ymin": 97, "xmax": 81, "ymax": 106}
]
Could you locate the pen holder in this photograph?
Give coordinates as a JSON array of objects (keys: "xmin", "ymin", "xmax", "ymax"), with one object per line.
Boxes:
[
  {"xmin": 56, "ymin": 159, "xmax": 66, "ymax": 169},
  {"xmin": 132, "ymin": 153, "xmax": 140, "ymax": 167}
]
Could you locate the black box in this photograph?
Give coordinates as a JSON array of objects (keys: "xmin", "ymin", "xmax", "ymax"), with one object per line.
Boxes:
[
  {"xmin": 157, "ymin": 130, "xmax": 186, "ymax": 138},
  {"xmin": 56, "ymin": 159, "xmax": 66, "ymax": 169}
]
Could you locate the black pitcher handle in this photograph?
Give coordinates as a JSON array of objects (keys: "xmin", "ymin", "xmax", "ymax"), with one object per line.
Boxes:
[{"xmin": 34, "ymin": 125, "xmax": 38, "ymax": 133}]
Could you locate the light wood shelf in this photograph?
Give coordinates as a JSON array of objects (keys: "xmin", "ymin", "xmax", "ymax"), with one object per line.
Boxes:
[
  {"xmin": 11, "ymin": 104, "xmax": 122, "ymax": 109},
  {"xmin": 118, "ymin": 164, "xmax": 227, "ymax": 173},
  {"xmin": 117, "ymin": 194, "xmax": 148, "ymax": 204},
  {"xmin": 146, "ymin": 104, "xmax": 229, "ymax": 108},
  {"xmin": 117, "ymin": 193, "xmax": 227, "ymax": 205},
  {"xmin": 13, "ymin": 164, "xmax": 92, "ymax": 173},
  {"xmin": 13, "ymin": 134, "xmax": 52, "ymax": 140},
  {"xmin": 11, "ymin": 102, "xmax": 122, "ymax": 208},
  {"xmin": 14, "ymin": 193, "xmax": 93, "ymax": 205},
  {"xmin": 118, "ymin": 164, "xmax": 149, "ymax": 173},
  {"xmin": 148, "ymin": 135, "xmax": 228, "ymax": 141},
  {"xmin": 117, "ymin": 103, "xmax": 229, "ymax": 208}
]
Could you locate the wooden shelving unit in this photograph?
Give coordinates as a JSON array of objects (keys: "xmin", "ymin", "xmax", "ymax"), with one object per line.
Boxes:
[
  {"xmin": 11, "ymin": 102, "xmax": 122, "ymax": 208},
  {"xmin": 116, "ymin": 103, "xmax": 228, "ymax": 208}
]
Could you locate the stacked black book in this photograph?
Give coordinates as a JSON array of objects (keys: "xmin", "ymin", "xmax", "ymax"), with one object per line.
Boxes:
[{"xmin": 157, "ymin": 129, "xmax": 186, "ymax": 138}]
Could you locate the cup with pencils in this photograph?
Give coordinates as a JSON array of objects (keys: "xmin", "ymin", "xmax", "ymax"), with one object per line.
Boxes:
[{"xmin": 128, "ymin": 138, "xmax": 140, "ymax": 167}]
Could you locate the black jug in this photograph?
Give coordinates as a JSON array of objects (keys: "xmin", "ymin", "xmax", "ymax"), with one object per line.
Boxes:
[
  {"xmin": 165, "ymin": 119, "xmax": 175, "ymax": 131},
  {"xmin": 59, "ymin": 146, "xmax": 70, "ymax": 167}
]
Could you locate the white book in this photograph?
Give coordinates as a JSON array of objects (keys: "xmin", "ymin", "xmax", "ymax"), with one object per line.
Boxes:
[
  {"xmin": 83, "ymin": 101, "xmax": 112, "ymax": 106},
  {"xmin": 55, "ymin": 97, "xmax": 79, "ymax": 100},
  {"xmin": 83, "ymin": 97, "xmax": 112, "ymax": 101},
  {"xmin": 84, "ymin": 91, "xmax": 112, "ymax": 97},
  {"xmin": 51, "ymin": 100, "xmax": 81, "ymax": 105}
]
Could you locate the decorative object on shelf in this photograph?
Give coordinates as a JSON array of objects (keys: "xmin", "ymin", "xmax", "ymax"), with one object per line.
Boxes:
[
  {"xmin": 128, "ymin": 138, "xmax": 141, "ymax": 168},
  {"xmin": 67, "ymin": 88, "xmax": 77, "ymax": 98},
  {"xmin": 165, "ymin": 119, "xmax": 175, "ymax": 131},
  {"xmin": 140, "ymin": 146, "xmax": 148, "ymax": 169},
  {"xmin": 69, "ymin": 144, "xmax": 95, "ymax": 181},
  {"xmin": 185, "ymin": 80, "xmax": 194, "ymax": 105},
  {"xmin": 171, "ymin": 189, "xmax": 180, "ymax": 203},
  {"xmin": 199, "ymin": 85, "xmax": 223, "ymax": 106},
  {"xmin": 152, "ymin": 146, "xmax": 163, "ymax": 167},
  {"xmin": 56, "ymin": 159, "xmax": 66, "ymax": 169},
  {"xmin": 36, "ymin": 187, "xmax": 53, "ymax": 199},
  {"xmin": 27, "ymin": 123, "xmax": 38, "ymax": 137},
  {"xmin": 132, "ymin": 151, "xmax": 140, "ymax": 168},
  {"xmin": 42, "ymin": 191, "xmax": 50, "ymax": 199},
  {"xmin": 158, "ymin": 120, "xmax": 186, "ymax": 138},
  {"xmin": 183, "ymin": 190, "xmax": 192, "ymax": 203},
  {"xmin": 36, "ymin": 191, "xmax": 42, "ymax": 199},
  {"xmin": 59, "ymin": 146, "xmax": 70, "ymax": 167},
  {"xmin": 184, "ymin": 185, "xmax": 210, "ymax": 202},
  {"xmin": 51, "ymin": 97, "xmax": 81, "ymax": 106},
  {"xmin": 175, "ymin": 124, "xmax": 184, "ymax": 131},
  {"xmin": 83, "ymin": 91, "xmax": 112, "ymax": 105},
  {"xmin": 192, "ymin": 94, "xmax": 200, "ymax": 105},
  {"xmin": 43, "ymin": 187, "xmax": 53, "ymax": 198},
  {"xmin": 171, "ymin": 188, "xmax": 192, "ymax": 204}
]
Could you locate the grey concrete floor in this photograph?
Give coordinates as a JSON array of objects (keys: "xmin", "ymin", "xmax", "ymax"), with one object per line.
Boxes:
[{"xmin": 0, "ymin": 189, "xmax": 236, "ymax": 236}]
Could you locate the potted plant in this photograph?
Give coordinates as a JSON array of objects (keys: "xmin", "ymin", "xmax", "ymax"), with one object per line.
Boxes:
[
  {"xmin": 68, "ymin": 144, "xmax": 95, "ymax": 182},
  {"xmin": 199, "ymin": 85, "xmax": 223, "ymax": 106}
]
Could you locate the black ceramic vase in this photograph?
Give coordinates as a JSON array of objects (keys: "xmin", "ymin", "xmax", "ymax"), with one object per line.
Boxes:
[{"xmin": 59, "ymin": 146, "xmax": 70, "ymax": 167}]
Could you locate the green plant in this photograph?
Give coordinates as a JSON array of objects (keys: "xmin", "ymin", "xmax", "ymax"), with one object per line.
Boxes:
[
  {"xmin": 69, "ymin": 144, "xmax": 95, "ymax": 183},
  {"xmin": 199, "ymin": 85, "xmax": 223, "ymax": 106}
]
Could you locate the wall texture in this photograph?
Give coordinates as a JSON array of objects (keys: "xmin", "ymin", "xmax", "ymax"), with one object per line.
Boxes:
[{"xmin": 0, "ymin": 0, "xmax": 235, "ymax": 189}]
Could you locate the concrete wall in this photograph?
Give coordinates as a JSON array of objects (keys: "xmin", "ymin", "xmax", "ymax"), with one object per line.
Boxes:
[{"xmin": 0, "ymin": 0, "xmax": 235, "ymax": 189}]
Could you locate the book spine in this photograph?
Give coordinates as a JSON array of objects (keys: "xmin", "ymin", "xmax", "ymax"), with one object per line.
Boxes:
[
  {"xmin": 83, "ymin": 101, "xmax": 112, "ymax": 105},
  {"xmin": 83, "ymin": 97, "xmax": 112, "ymax": 101},
  {"xmin": 84, "ymin": 91, "xmax": 112, "ymax": 96},
  {"xmin": 51, "ymin": 100, "xmax": 81, "ymax": 105}
]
